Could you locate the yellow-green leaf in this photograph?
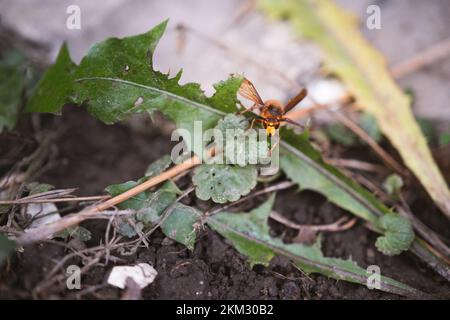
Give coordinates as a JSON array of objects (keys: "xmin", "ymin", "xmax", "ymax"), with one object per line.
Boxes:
[{"xmin": 260, "ymin": 0, "xmax": 450, "ymax": 219}]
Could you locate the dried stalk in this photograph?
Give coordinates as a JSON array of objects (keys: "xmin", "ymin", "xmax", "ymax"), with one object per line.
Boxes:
[
  {"xmin": 269, "ymin": 211, "xmax": 357, "ymax": 232},
  {"xmin": 390, "ymin": 37, "xmax": 450, "ymax": 78},
  {"xmin": 0, "ymin": 195, "xmax": 109, "ymax": 205},
  {"xmin": 324, "ymin": 158, "xmax": 386, "ymax": 173}
]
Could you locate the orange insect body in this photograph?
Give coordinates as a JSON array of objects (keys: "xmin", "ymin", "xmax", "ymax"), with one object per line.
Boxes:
[
  {"xmin": 238, "ymin": 78, "xmax": 307, "ymax": 138},
  {"xmin": 260, "ymin": 100, "xmax": 284, "ymax": 136}
]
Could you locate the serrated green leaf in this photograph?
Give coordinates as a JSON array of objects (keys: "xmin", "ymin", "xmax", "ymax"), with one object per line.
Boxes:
[
  {"xmin": 0, "ymin": 50, "xmax": 25, "ymax": 132},
  {"xmin": 105, "ymin": 179, "xmax": 198, "ymax": 248},
  {"xmin": 375, "ymin": 213, "xmax": 415, "ymax": 256},
  {"xmin": 207, "ymin": 196, "xmax": 420, "ymax": 296},
  {"xmin": 215, "ymin": 114, "xmax": 270, "ymax": 165},
  {"xmin": 260, "ymin": 0, "xmax": 450, "ymax": 219},
  {"xmin": 136, "ymin": 186, "xmax": 177, "ymax": 224},
  {"xmin": 25, "ymin": 21, "xmax": 243, "ymax": 154},
  {"xmin": 216, "ymin": 114, "xmax": 250, "ymax": 166},
  {"xmin": 26, "ymin": 43, "xmax": 76, "ymax": 113},
  {"xmin": 215, "ymin": 113, "xmax": 249, "ymax": 133},
  {"xmin": 326, "ymin": 123, "xmax": 358, "ymax": 146},
  {"xmin": 0, "ymin": 233, "xmax": 15, "ymax": 265},
  {"xmin": 105, "ymin": 179, "xmax": 177, "ymax": 213},
  {"xmin": 115, "ymin": 216, "xmax": 144, "ymax": 238},
  {"xmin": 193, "ymin": 164, "xmax": 257, "ymax": 204}
]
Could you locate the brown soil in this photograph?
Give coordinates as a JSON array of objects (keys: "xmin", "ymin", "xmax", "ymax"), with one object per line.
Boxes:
[{"xmin": 1, "ymin": 107, "xmax": 449, "ymax": 300}]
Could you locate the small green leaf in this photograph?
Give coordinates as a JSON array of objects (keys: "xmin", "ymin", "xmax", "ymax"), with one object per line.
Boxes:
[
  {"xmin": 115, "ymin": 217, "xmax": 144, "ymax": 238},
  {"xmin": 105, "ymin": 180, "xmax": 150, "ymax": 210},
  {"xmin": 193, "ymin": 164, "xmax": 257, "ymax": 203},
  {"xmin": 26, "ymin": 43, "xmax": 76, "ymax": 113},
  {"xmin": 382, "ymin": 174, "xmax": 404, "ymax": 195},
  {"xmin": 25, "ymin": 21, "xmax": 243, "ymax": 154},
  {"xmin": 55, "ymin": 226, "xmax": 92, "ymax": 242},
  {"xmin": 161, "ymin": 203, "xmax": 200, "ymax": 251},
  {"xmin": 136, "ymin": 186, "xmax": 177, "ymax": 224},
  {"xmin": 375, "ymin": 213, "xmax": 415, "ymax": 256},
  {"xmin": 0, "ymin": 50, "xmax": 25, "ymax": 132},
  {"xmin": 279, "ymin": 129, "xmax": 414, "ymax": 255},
  {"xmin": 326, "ymin": 123, "xmax": 358, "ymax": 146},
  {"xmin": 0, "ymin": 233, "xmax": 15, "ymax": 265},
  {"xmin": 145, "ymin": 155, "xmax": 172, "ymax": 178},
  {"xmin": 72, "ymin": 20, "xmax": 242, "ymax": 152},
  {"xmin": 207, "ymin": 196, "xmax": 420, "ymax": 296},
  {"xmin": 215, "ymin": 113, "xmax": 249, "ymax": 133},
  {"xmin": 209, "ymin": 77, "xmax": 246, "ymax": 114},
  {"xmin": 26, "ymin": 182, "xmax": 55, "ymax": 195}
]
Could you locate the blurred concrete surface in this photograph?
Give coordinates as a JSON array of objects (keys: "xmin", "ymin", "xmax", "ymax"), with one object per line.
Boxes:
[{"xmin": 0, "ymin": 0, "xmax": 449, "ymax": 120}]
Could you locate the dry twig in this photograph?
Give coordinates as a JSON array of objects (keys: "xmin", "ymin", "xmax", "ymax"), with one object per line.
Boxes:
[
  {"xmin": 16, "ymin": 153, "xmax": 205, "ymax": 245},
  {"xmin": 269, "ymin": 211, "xmax": 357, "ymax": 232}
]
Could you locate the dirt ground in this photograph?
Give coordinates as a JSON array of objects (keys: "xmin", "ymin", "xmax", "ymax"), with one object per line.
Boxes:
[
  {"xmin": 1, "ymin": 107, "xmax": 449, "ymax": 300},
  {"xmin": 1, "ymin": 2, "xmax": 450, "ymax": 298}
]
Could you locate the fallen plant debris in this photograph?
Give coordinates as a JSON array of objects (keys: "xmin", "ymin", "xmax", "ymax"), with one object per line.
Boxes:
[{"xmin": 0, "ymin": 1, "xmax": 449, "ymax": 301}]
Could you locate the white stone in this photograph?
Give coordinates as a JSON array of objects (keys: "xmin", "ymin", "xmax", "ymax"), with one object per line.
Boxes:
[{"xmin": 107, "ymin": 263, "xmax": 157, "ymax": 289}]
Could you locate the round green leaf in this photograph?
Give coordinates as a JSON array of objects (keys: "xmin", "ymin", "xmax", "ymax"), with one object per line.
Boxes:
[
  {"xmin": 382, "ymin": 174, "xmax": 404, "ymax": 195},
  {"xmin": 375, "ymin": 213, "xmax": 414, "ymax": 256},
  {"xmin": 192, "ymin": 164, "xmax": 257, "ymax": 203},
  {"xmin": 215, "ymin": 114, "xmax": 270, "ymax": 166},
  {"xmin": 145, "ymin": 155, "xmax": 172, "ymax": 178}
]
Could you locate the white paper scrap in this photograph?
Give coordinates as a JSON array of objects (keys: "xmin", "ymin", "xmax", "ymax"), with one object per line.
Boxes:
[{"xmin": 108, "ymin": 263, "xmax": 157, "ymax": 289}]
